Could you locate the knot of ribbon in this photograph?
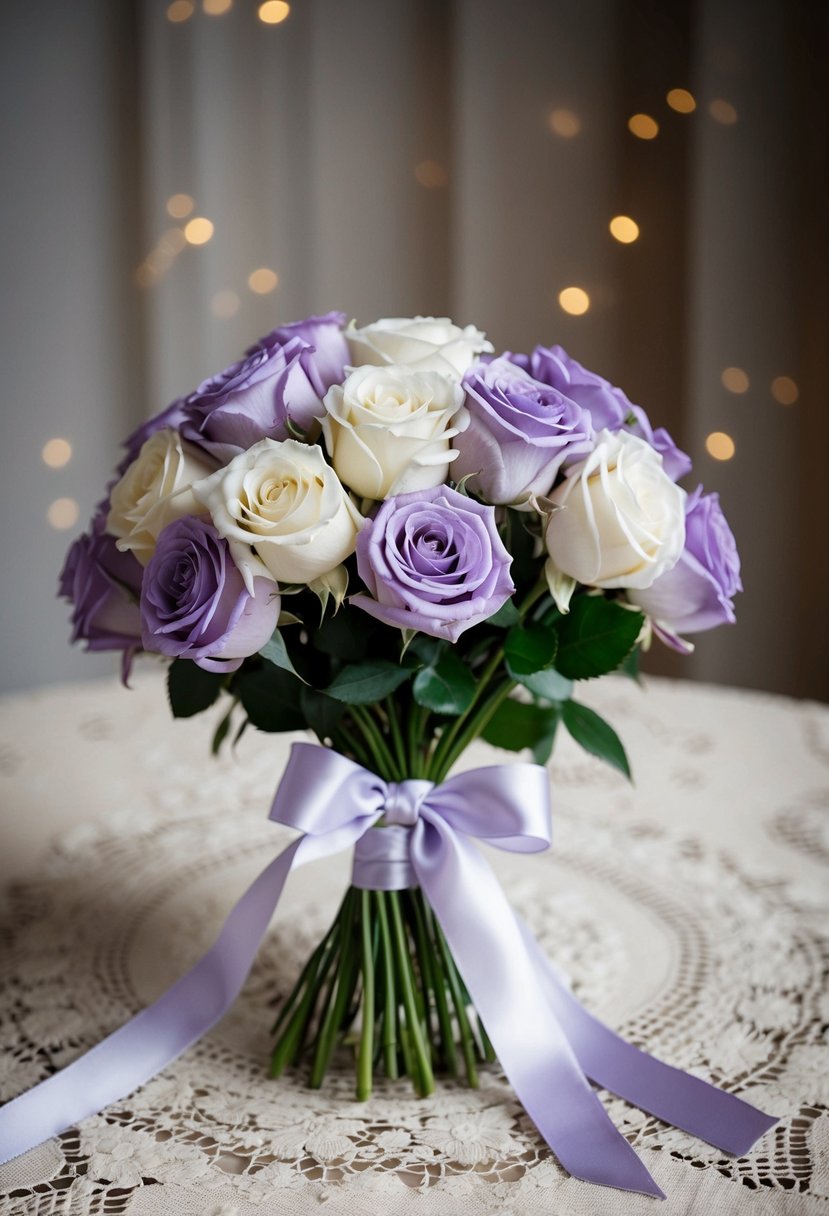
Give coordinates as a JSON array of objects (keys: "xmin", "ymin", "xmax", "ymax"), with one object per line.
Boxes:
[{"xmin": 0, "ymin": 743, "xmax": 776, "ymax": 1199}]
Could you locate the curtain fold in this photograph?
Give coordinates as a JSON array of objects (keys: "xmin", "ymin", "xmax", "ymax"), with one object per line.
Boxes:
[{"xmin": 1, "ymin": 0, "xmax": 826, "ymax": 697}]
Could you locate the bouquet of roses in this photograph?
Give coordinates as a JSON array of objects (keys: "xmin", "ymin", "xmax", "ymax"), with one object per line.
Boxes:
[{"xmin": 60, "ymin": 312, "xmax": 741, "ymax": 1106}]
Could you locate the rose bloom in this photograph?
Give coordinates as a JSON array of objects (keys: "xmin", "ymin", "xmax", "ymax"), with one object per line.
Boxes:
[
  {"xmin": 265, "ymin": 311, "xmax": 349, "ymax": 398},
  {"xmin": 193, "ymin": 438, "xmax": 363, "ymax": 590},
  {"xmin": 353, "ymin": 485, "xmax": 514, "ymax": 641},
  {"xmin": 452, "ymin": 357, "xmax": 594, "ymax": 505},
  {"xmin": 118, "ymin": 398, "xmax": 188, "ymax": 474},
  {"xmin": 59, "ymin": 517, "xmax": 144, "ymax": 680},
  {"xmin": 545, "ymin": 430, "xmax": 686, "ymax": 590},
  {"xmin": 140, "ymin": 517, "xmax": 280, "ymax": 672},
  {"xmin": 629, "ymin": 487, "xmax": 741, "ymax": 635},
  {"xmin": 346, "ymin": 316, "xmax": 493, "ymax": 379},
  {"xmin": 107, "ymin": 428, "xmax": 216, "ymax": 565},
  {"xmin": 508, "ymin": 344, "xmax": 691, "ymax": 480},
  {"xmin": 321, "ymin": 364, "xmax": 466, "ymax": 500},
  {"xmin": 180, "ymin": 327, "xmax": 341, "ymax": 464}
]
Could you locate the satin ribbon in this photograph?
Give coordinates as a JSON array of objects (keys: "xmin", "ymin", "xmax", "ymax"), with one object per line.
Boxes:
[{"xmin": 0, "ymin": 744, "xmax": 776, "ymax": 1197}]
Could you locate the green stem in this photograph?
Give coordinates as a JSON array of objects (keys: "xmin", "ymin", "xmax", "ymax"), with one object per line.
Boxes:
[
  {"xmin": 309, "ymin": 892, "xmax": 358, "ymax": 1087},
  {"xmin": 385, "ymin": 696, "xmax": 408, "ymax": 779},
  {"xmin": 270, "ymin": 919, "xmax": 341, "ymax": 1076},
  {"xmin": 270, "ymin": 904, "xmax": 342, "ymax": 1035},
  {"xmin": 432, "ymin": 914, "xmax": 478, "ymax": 1088},
  {"xmin": 432, "ymin": 679, "xmax": 517, "ymax": 783},
  {"xmin": 357, "ymin": 889, "xmax": 375, "ymax": 1100},
  {"xmin": 375, "ymin": 891, "xmax": 399, "ymax": 1080},
  {"xmin": 388, "ymin": 892, "xmax": 434, "ymax": 1096},
  {"xmin": 407, "ymin": 891, "xmax": 453, "ymax": 1073},
  {"xmin": 350, "ymin": 704, "xmax": 397, "ymax": 780}
]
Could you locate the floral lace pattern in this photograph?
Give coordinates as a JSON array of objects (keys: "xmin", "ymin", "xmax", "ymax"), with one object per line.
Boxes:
[{"xmin": 0, "ymin": 673, "xmax": 827, "ymax": 1215}]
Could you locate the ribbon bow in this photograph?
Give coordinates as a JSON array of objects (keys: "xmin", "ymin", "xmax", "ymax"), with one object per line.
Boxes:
[{"xmin": 0, "ymin": 744, "xmax": 775, "ymax": 1198}]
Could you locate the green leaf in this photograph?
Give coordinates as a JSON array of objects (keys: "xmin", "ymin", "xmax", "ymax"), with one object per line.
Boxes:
[
  {"xmin": 211, "ymin": 701, "xmax": 235, "ymax": 756},
  {"xmin": 412, "ymin": 651, "xmax": 476, "ymax": 715},
  {"xmin": 487, "ymin": 599, "xmax": 520, "ymax": 629},
  {"xmin": 561, "ymin": 701, "xmax": 631, "ymax": 779},
  {"xmin": 259, "ymin": 630, "xmax": 307, "ymax": 683},
  {"xmin": 237, "ymin": 667, "xmax": 306, "ymax": 732},
  {"xmin": 326, "ymin": 660, "xmax": 412, "ymax": 705},
  {"xmin": 505, "ymin": 623, "xmax": 558, "ymax": 676},
  {"xmin": 408, "ymin": 633, "xmax": 445, "ymax": 667},
  {"xmin": 167, "ymin": 658, "xmax": 223, "ymax": 718},
  {"xmin": 300, "ymin": 685, "xmax": 345, "ymax": 740},
  {"xmin": 314, "ymin": 606, "xmax": 372, "ymax": 662},
  {"xmin": 482, "ymin": 698, "xmax": 560, "ymax": 758},
  {"xmin": 518, "ymin": 667, "xmax": 574, "ymax": 703},
  {"xmin": 554, "ymin": 597, "xmax": 644, "ymax": 680}
]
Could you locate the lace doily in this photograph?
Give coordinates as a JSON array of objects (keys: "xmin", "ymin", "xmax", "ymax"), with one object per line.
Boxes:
[{"xmin": 0, "ymin": 673, "xmax": 827, "ymax": 1215}]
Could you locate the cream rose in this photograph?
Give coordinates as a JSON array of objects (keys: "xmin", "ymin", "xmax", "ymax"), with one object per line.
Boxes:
[
  {"xmin": 107, "ymin": 428, "xmax": 216, "ymax": 564},
  {"xmin": 193, "ymin": 438, "xmax": 363, "ymax": 590},
  {"xmin": 544, "ymin": 430, "xmax": 686, "ymax": 590},
  {"xmin": 345, "ymin": 316, "xmax": 493, "ymax": 379},
  {"xmin": 320, "ymin": 364, "xmax": 466, "ymax": 500}
]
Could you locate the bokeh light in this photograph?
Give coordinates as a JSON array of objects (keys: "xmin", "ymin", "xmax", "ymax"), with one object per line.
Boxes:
[
  {"xmin": 184, "ymin": 217, "xmax": 214, "ymax": 245},
  {"xmin": 628, "ymin": 113, "xmax": 659, "ymax": 139},
  {"xmin": 258, "ymin": 1, "xmax": 290, "ymax": 23},
  {"xmin": 666, "ymin": 88, "xmax": 696, "ymax": 113},
  {"xmin": 247, "ymin": 268, "xmax": 279, "ymax": 294},
  {"xmin": 771, "ymin": 376, "xmax": 799, "ymax": 405},
  {"xmin": 47, "ymin": 498, "xmax": 80, "ymax": 530},
  {"xmin": 166, "ymin": 0, "xmax": 194, "ymax": 22},
  {"xmin": 558, "ymin": 287, "xmax": 591, "ymax": 316},
  {"xmin": 705, "ymin": 432, "xmax": 736, "ymax": 461},
  {"xmin": 42, "ymin": 438, "xmax": 72, "ymax": 469},
  {"xmin": 609, "ymin": 215, "xmax": 640, "ymax": 244},
  {"xmin": 721, "ymin": 366, "xmax": 749, "ymax": 394},
  {"xmin": 203, "ymin": 0, "xmax": 233, "ymax": 12},
  {"xmin": 709, "ymin": 99, "xmax": 738, "ymax": 125},
  {"xmin": 548, "ymin": 109, "xmax": 582, "ymax": 138},
  {"xmin": 166, "ymin": 193, "xmax": 194, "ymax": 219}
]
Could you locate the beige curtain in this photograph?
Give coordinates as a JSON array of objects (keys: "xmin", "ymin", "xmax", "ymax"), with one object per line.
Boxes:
[{"xmin": 2, "ymin": 0, "xmax": 826, "ymax": 697}]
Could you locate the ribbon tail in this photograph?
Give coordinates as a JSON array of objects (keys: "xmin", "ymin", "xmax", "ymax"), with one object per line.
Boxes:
[
  {"xmin": 414, "ymin": 819, "xmax": 666, "ymax": 1199},
  {"xmin": 0, "ymin": 826, "xmax": 361, "ymax": 1167},
  {"xmin": 518, "ymin": 920, "xmax": 779, "ymax": 1156}
]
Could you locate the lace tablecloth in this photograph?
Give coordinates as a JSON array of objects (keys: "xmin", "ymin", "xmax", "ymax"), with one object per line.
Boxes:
[{"xmin": 0, "ymin": 672, "xmax": 827, "ymax": 1215}]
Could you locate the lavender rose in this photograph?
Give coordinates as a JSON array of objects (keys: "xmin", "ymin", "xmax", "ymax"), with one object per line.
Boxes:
[
  {"xmin": 59, "ymin": 523, "xmax": 144, "ymax": 679},
  {"xmin": 140, "ymin": 517, "xmax": 280, "ymax": 671},
  {"xmin": 508, "ymin": 344, "xmax": 691, "ymax": 480},
  {"xmin": 180, "ymin": 328, "xmax": 338, "ymax": 464},
  {"xmin": 265, "ymin": 311, "xmax": 349, "ymax": 399},
  {"xmin": 629, "ymin": 487, "xmax": 741, "ymax": 635},
  {"xmin": 452, "ymin": 357, "xmax": 593, "ymax": 505},
  {"xmin": 119, "ymin": 398, "xmax": 189, "ymax": 473},
  {"xmin": 353, "ymin": 486, "xmax": 514, "ymax": 641}
]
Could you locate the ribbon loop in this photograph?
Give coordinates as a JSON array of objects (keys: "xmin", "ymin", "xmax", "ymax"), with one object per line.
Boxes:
[{"xmin": 0, "ymin": 741, "xmax": 776, "ymax": 1200}]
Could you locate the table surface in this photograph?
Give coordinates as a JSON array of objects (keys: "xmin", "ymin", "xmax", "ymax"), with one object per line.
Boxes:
[{"xmin": 0, "ymin": 671, "xmax": 827, "ymax": 1216}]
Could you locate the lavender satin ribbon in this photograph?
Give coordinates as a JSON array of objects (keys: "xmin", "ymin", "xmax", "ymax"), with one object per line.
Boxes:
[{"xmin": 0, "ymin": 744, "xmax": 776, "ymax": 1197}]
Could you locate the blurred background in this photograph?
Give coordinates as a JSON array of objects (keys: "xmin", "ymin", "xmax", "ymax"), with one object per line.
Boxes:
[{"xmin": 1, "ymin": 0, "xmax": 827, "ymax": 698}]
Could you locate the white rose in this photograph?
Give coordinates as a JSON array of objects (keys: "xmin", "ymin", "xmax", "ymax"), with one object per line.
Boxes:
[
  {"xmin": 107, "ymin": 428, "xmax": 216, "ymax": 565},
  {"xmin": 545, "ymin": 430, "xmax": 686, "ymax": 590},
  {"xmin": 320, "ymin": 364, "xmax": 466, "ymax": 500},
  {"xmin": 193, "ymin": 438, "xmax": 363, "ymax": 591},
  {"xmin": 346, "ymin": 316, "xmax": 493, "ymax": 379}
]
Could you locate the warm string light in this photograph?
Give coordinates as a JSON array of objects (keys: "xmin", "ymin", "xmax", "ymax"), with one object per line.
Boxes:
[
  {"xmin": 771, "ymin": 376, "xmax": 798, "ymax": 406},
  {"xmin": 705, "ymin": 432, "xmax": 735, "ymax": 461},
  {"xmin": 666, "ymin": 88, "xmax": 696, "ymax": 113},
  {"xmin": 247, "ymin": 267, "xmax": 279, "ymax": 294},
  {"xmin": 721, "ymin": 367, "xmax": 749, "ymax": 394},
  {"xmin": 548, "ymin": 109, "xmax": 582, "ymax": 138},
  {"xmin": 184, "ymin": 217, "xmax": 214, "ymax": 245},
  {"xmin": 166, "ymin": 193, "xmax": 194, "ymax": 219},
  {"xmin": 258, "ymin": 0, "xmax": 290, "ymax": 23},
  {"xmin": 203, "ymin": 0, "xmax": 233, "ymax": 12},
  {"xmin": 558, "ymin": 287, "xmax": 590, "ymax": 316},
  {"xmin": 47, "ymin": 498, "xmax": 80, "ymax": 530},
  {"xmin": 42, "ymin": 438, "xmax": 72, "ymax": 468},
  {"xmin": 709, "ymin": 99, "xmax": 738, "ymax": 125},
  {"xmin": 628, "ymin": 113, "xmax": 659, "ymax": 140},
  {"xmin": 166, "ymin": 0, "xmax": 194, "ymax": 22},
  {"xmin": 609, "ymin": 215, "xmax": 639, "ymax": 244}
]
